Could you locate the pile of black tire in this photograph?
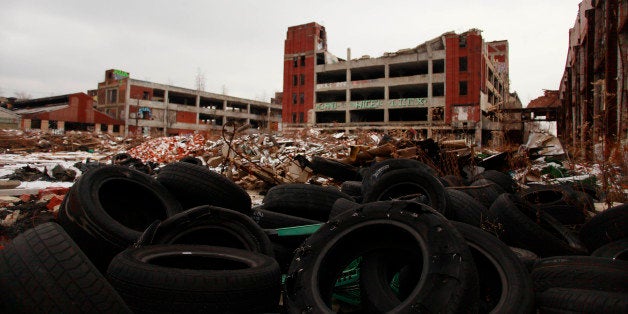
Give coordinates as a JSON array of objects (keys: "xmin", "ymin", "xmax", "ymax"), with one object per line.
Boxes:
[{"xmin": 0, "ymin": 158, "xmax": 626, "ymax": 313}]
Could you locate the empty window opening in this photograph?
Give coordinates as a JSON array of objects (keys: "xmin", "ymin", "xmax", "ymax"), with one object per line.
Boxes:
[
  {"xmin": 389, "ymin": 61, "xmax": 428, "ymax": 78},
  {"xmin": 300, "ymin": 74, "xmax": 305, "ymax": 85},
  {"xmin": 350, "ymin": 109, "xmax": 384, "ymax": 123},
  {"xmin": 459, "ymin": 36, "xmax": 467, "ymax": 47},
  {"xmin": 298, "ymin": 112, "xmax": 304, "ymax": 123},
  {"xmin": 199, "ymin": 98, "xmax": 224, "ymax": 110},
  {"xmin": 389, "ymin": 84, "xmax": 428, "ymax": 99},
  {"xmin": 316, "ymin": 111, "xmax": 345, "ymax": 124},
  {"xmin": 351, "ymin": 65, "xmax": 385, "ymax": 81},
  {"xmin": 300, "ymin": 56, "xmax": 306, "ymax": 66},
  {"xmin": 459, "ymin": 81, "xmax": 468, "ymax": 96},
  {"xmin": 299, "ymin": 93, "xmax": 305, "ymax": 104},
  {"xmin": 316, "ymin": 70, "xmax": 346, "ymax": 84},
  {"xmin": 316, "ymin": 53, "xmax": 325, "ymax": 65},
  {"xmin": 292, "ymin": 93, "xmax": 297, "ymax": 105},
  {"xmin": 293, "ymin": 75, "xmax": 298, "ymax": 86},
  {"xmin": 106, "ymin": 89, "xmax": 118, "ymax": 104},
  {"xmin": 389, "ymin": 108, "xmax": 427, "ymax": 122},
  {"xmin": 459, "ymin": 57, "xmax": 468, "ymax": 72},
  {"xmin": 293, "ymin": 57, "xmax": 298, "ymax": 67},
  {"xmin": 432, "ymin": 59, "xmax": 445, "ymax": 73},
  {"xmin": 432, "ymin": 83, "xmax": 445, "ymax": 97},
  {"xmin": 316, "ymin": 90, "xmax": 346, "ymax": 102},
  {"xmin": 100, "ymin": 124, "xmax": 108, "ymax": 132},
  {"xmin": 351, "ymin": 87, "xmax": 385, "ymax": 101},
  {"xmin": 292, "ymin": 113, "xmax": 297, "ymax": 123}
]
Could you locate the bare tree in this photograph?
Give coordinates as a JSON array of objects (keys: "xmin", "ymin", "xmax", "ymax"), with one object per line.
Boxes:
[
  {"xmin": 14, "ymin": 91, "xmax": 32, "ymax": 100},
  {"xmin": 195, "ymin": 67, "xmax": 206, "ymax": 92}
]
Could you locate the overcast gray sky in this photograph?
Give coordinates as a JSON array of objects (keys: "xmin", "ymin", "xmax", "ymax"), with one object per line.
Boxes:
[{"xmin": 1, "ymin": 0, "xmax": 581, "ymax": 106}]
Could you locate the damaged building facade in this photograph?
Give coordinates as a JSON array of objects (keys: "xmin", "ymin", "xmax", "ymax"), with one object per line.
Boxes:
[
  {"xmin": 282, "ymin": 22, "xmax": 521, "ymax": 145},
  {"xmin": 559, "ymin": 0, "xmax": 628, "ymax": 156},
  {"xmin": 96, "ymin": 69, "xmax": 282, "ymax": 137}
]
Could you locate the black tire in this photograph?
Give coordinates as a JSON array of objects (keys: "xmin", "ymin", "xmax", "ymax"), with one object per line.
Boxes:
[
  {"xmin": 489, "ymin": 193, "xmax": 586, "ymax": 257},
  {"xmin": 360, "ymin": 221, "xmax": 535, "ymax": 314},
  {"xmin": 0, "ymin": 222, "xmax": 131, "ymax": 313},
  {"xmin": 284, "ymin": 200, "xmax": 478, "ymax": 313},
  {"xmin": 361, "ymin": 158, "xmax": 437, "ymax": 195},
  {"xmin": 135, "ymin": 205, "xmax": 273, "ymax": 257},
  {"xmin": 340, "ymin": 180, "xmax": 363, "ymax": 201},
  {"xmin": 466, "ymin": 178, "xmax": 505, "ymax": 208},
  {"xmin": 309, "ymin": 156, "xmax": 361, "ymax": 182},
  {"xmin": 579, "ymin": 204, "xmax": 628, "ymax": 252},
  {"xmin": 362, "ymin": 168, "xmax": 448, "ymax": 216},
  {"xmin": 531, "ymin": 256, "xmax": 628, "ymax": 293},
  {"xmin": 475, "ymin": 170, "xmax": 517, "ymax": 193},
  {"xmin": 441, "ymin": 174, "xmax": 466, "ymax": 187},
  {"xmin": 452, "ymin": 222, "xmax": 534, "ymax": 314},
  {"xmin": 262, "ymin": 184, "xmax": 353, "ymax": 221},
  {"xmin": 519, "ymin": 184, "xmax": 577, "ymax": 207},
  {"xmin": 59, "ymin": 165, "xmax": 182, "ymax": 271},
  {"xmin": 329, "ymin": 197, "xmax": 361, "ymax": 219},
  {"xmin": 537, "ymin": 288, "xmax": 628, "ymax": 314},
  {"xmin": 179, "ymin": 155, "xmax": 203, "ymax": 165},
  {"xmin": 107, "ymin": 245, "xmax": 281, "ymax": 313},
  {"xmin": 157, "ymin": 161, "xmax": 251, "ymax": 213},
  {"xmin": 111, "ymin": 152, "xmax": 132, "ymax": 164},
  {"xmin": 510, "ymin": 247, "xmax": 539, "ymax": 272},
  {"xmin": 444, "ymin": 188, "xmax": 502, "ymax": 235},
  {"xmin": 591, "ymin": 238, "xmax": 628, "ymax": 260},
  {"xmin": 250, "ymin": 206, "xmax": 320, "ymax": 229},
  {"xmin": 536, "ymin": 203, "xmax": 586, "ymax": 225}
]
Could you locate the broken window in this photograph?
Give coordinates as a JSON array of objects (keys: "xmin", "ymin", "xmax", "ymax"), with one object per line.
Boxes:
[
  {"xmin": 49, "ymin": 120, "xmax": 58, "ymax": 129},
  {"xmin": 299, "ymin": 112, "xmax": 304, "ymax": 123},
  {"xmin": 300, "ymin": 56, "xmax": 306, "ymax": 66},
  {"xmin": 299, "ymin": 93, "xmax": 304, "ymax": 104},
  {"xmin": 459, "ymin": 81, "xmax": 468, "ymax": 96},
  {"xmin": 300, "ymin": 74, "xmax": 305, "ymax": 85},
  {"xmin": 292, "ymin": 113, "xmax": 297, "ymax": 123},
  {"xmin": 432, "ymin": 107, "xmax": 444, "ymax": 121},
  {"xmin": 100, "ymin": 124, "xmax": 108, "ymax": 132},
  {"xmin": 113, "ymin": 125, "xmax": 120, "ymax": 132},
  {"xmin": 293, "ymin": 75, "xmax": 298, "ymax": 86},
  {"xmin": 106, "ymin": 89, "xmax": 118, "ymax": 104},
  {"xmin": 292, "ymin": 93, "xmax": 297, "ymax": 105},
  {"xmin": 459, "ymin": 57, "xmax": 467, "ymax": 72},
  {"xmin": 142, "ymin": 91, "xmax": 150, "ymax": 100},
  {"xmin": 293, "ymin": 57, "xmax": 298, "ymax": 68},
  {"xmin": 459, "ymin": 36, "xmax": 467, "ymax": 47}
]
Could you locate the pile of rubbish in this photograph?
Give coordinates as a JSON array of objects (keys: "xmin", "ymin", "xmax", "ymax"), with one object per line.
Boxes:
[
  {"xmin": 0, "ymin": 152, "xmax": 626, "ymax": 312},
  {"xmin": 0, "ymin": 129, "xmax": 145, "ymax": 154}
]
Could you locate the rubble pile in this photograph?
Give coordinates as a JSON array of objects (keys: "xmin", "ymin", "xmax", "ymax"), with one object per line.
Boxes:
[{"xmin": 0, "ymin": 129, "xmax": 145, "ymax": 153}]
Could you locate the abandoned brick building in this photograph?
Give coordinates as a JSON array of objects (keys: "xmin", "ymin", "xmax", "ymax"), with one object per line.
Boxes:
[
  {"xmin": 10, "ymin": 93, "xmax": 124, "ymax": 134},
  {"xmin": 96, "ymin": 69, "xmax": 282, "ymax": 137},
  {"xmin": 558, "ymin": 0, "xmax": 627, "ymax": 156},
  {"xmin": 282, "ymin": 22, "xmax": 522, "ymax": 145}
]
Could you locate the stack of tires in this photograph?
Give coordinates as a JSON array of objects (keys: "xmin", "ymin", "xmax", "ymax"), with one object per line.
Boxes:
[
  {"xmin": 1, "ymin": 157, "xmax": 626, "ymax": 313},
  {"xmin": 0, "ymin": 162, "xmax": 281, "ymax": 313}
]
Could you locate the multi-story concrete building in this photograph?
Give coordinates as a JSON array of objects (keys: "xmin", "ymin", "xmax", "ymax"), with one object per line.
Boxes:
[
  {"xmin": 96, "ymin": 69, "xmax": 282, "ymax": 137},
  {"xmin": 282, "ymin": 22, "xmax": 519, "ymax": 144}
]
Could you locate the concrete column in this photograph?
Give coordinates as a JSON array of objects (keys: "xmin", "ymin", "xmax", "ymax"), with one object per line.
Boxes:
[
  {"xmin": 108, "ymin": 124, "xmax": 114, "ymax": 134},
  {"xmin": 163, "ymin": 90, "xmax": 169, "ymax": 136},
  {"xmin": 124, "ymin": 79, "xmax": 131, "ymax": 137},
  {"xmin": 195, "ymin": 95, "xmax": 200, "ymax": 125},
  {"xmin": 41, "ymin": 120, "xmax": 49, "ymax": 131},
  {"xmin": 58, "ymin": 121, "xmax": 65, "ymax": 132},
  {"xmin": 23, "ymin": 119, "xmax": 31, "ymax": 130},
  {"xmin": 95, "ymin": 123, "xmax": 101, "ymax": 133}
]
